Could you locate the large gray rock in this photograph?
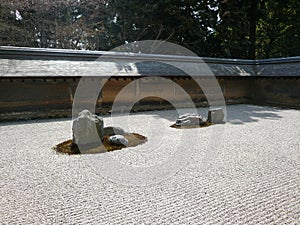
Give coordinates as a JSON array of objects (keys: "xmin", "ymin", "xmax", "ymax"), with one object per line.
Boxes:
[
  {"xmin": 207, "ymin": 109, "xmax": 225, "ymax": 124},
  {"xmin": 103, "ymin": 126, "xmax": 125, "ymax": 136},
  {"xmin": 176, "ymin": 113, "xmax": 205, "ymax": 126},
  {"xmin": 109, "ymin": 135, "xmax": 128, "ymax": 146},
  {"xmin": 72, "ymin": 110, "xmax": 104, "ymax": 149}
]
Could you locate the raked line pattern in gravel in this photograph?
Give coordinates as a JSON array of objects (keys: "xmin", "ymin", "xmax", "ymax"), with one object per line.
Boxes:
[{"xmin": 0, "ymin": 104, "xmax": 299, "ymax": 224}]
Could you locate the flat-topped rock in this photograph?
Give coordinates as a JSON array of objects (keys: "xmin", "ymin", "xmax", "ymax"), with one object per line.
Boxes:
[{"xmin": 207, "ymin": 109, "xmax": 224, "ymax": 124}]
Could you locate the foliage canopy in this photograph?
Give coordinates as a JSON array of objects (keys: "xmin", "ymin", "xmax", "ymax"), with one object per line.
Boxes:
[{"xmin": 0, "ymin": 0, "xmax": 299, "ymax": 59}]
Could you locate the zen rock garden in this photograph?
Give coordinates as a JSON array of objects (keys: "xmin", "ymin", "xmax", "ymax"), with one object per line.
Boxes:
[
  {"xmin": 55, "ymin": 108, "xmax": 224, "ymax": 155},
  {"xmin": 55, "ymin": 109, "xmax": 147, "ymax": 155}
]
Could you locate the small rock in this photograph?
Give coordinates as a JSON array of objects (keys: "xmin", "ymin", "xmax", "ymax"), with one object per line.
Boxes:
[
  {"xmin": 72, "ymin": 110, "xmax": 104, "ymax": 149},
  {"xmin": 109, "ymin": 135, "xmax": 129, "ymax": 146},
  {"xmin": 103, "ymin": 126, "xmax": 125, "ymax": 136},
  {"xmin": 207, "ymin": 109, "xmax": 224, "ymax": 124}
]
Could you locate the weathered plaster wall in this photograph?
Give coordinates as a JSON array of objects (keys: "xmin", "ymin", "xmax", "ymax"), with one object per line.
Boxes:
[{"xmin": 0, "ymin": 47, "xmax": 299, "ymax": 120}]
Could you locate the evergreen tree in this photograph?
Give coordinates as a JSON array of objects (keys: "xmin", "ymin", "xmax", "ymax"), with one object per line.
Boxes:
[{"xmin": 0, "ymin": 0, "xmax": 299, "ymax": 58}]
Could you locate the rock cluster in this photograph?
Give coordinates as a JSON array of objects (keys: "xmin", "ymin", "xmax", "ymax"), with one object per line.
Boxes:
[
  {"xmin": 72, "ymin": 110, "xmax": 129, "ymax": 150},
  {"xmin": 72, "ymin": 108, "xmax": 224, "ymax": 151},
  {"xmin": 175, "ymin": 109, "xmax": 225, "ymax": 127},
  {"xmin": 176, "ymin": 113, "xmax": 205, "ymax": 126}
]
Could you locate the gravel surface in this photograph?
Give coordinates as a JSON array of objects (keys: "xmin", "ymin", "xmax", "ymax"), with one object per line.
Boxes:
[{"xmin": 0, "ymin": 104, "xmax": 299, "ymax": 224}]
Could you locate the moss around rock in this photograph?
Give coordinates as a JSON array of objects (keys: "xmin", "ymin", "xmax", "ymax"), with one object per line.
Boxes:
[
  {"xmin": 170, "ymin": 121, "xmax": 213, "ymax": 129},
  {"xmin": 54, "ymin": 133, "xmax": 147, "ymax": 155}
]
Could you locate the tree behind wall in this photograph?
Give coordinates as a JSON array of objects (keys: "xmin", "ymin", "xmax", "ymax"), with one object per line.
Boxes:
[
  {"xmin": 105, "ymin": 0, "xmax": 219, "ymax": 55},
  {"xmin": 0, "ymin": 0, "xmax": 108, "ymax": 49},
  {"xmin": 0, "ymin": 0, "xmax": 299, "ymax": 58},
  {"xmin": 256, "ymin": 0, "xmax": 300, "ymax": 58},
  {"xmin": 214, "ymin": 0, "xmax": 300, "ymax": 59}
]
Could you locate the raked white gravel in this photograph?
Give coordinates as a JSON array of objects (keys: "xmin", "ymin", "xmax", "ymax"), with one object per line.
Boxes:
[{"xmin": 0, "ymin": 104, "xmax": 299, "ymax": 224}]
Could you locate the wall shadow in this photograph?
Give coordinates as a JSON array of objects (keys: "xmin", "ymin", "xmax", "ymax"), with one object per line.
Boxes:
[{"xmin": 226, "ymin": 104, "xmax": 283, "ymax": 125}]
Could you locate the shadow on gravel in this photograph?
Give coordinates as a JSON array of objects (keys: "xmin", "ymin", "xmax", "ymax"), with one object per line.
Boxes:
[
  {"xmin": 226, "ymin": 104, "xmax": 283, "ymax": 124},
  {"xmin": 0, "ymin": 105, "xmax": 286, "ymax": 127}
]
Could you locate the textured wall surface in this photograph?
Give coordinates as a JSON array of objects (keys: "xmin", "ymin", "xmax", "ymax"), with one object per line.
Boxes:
[{"xmin": 0, "ymin": 47, "xmax": 299, "ymax": 120}]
